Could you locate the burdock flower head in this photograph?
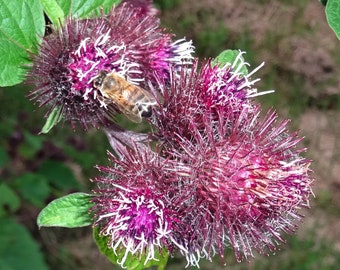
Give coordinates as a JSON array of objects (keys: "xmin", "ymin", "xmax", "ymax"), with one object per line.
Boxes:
[
  {"xmin": 151, "ymin": 60, "xmax": 206, "ymax": 146},
  {"xmin": 91, "ymin": 146, "xmax": 182, "ymax": 267},
  {"xmin": 200, "ymin": 52, "xmax": 273, "ymax": 113},
  {"xmin": 151, "ymin": 53, "xmax": 272, "ymax": 147},
  {"xmin": 166, "ymin": 107, "xmax": 313, "ymax": 266},
  {"xmin": 27, "ymin": 3, "xmax": 194, "ymax": 130}
]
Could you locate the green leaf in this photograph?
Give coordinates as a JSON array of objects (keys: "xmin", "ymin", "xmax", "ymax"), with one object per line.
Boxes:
[
  {"xmin": 71, "ymin": 0, "xmax": 123, "ymax": 18},
  {"xmin": 18, "ymin": 131, "xmax": 44, "ymax": 159},
  {"xmin": 212, "ymin": 49, "xmax": 249, "ymax": 76},
  {"xmin": 102, "ymin": 0, "xmax": 122, "ymax": 13},
  {"xmin": 40, "ymin": 106, "xmax": 63, "ymax": 134},
  {"xmin": 71, "ymin": 0, "xmax": 106, "ymax": 18},
  {"xmin": 0, "ymin": 183, "xmax": 21, "ymax": 217},
  {"xmin": 42, "ymin": 0, "xmax": 122, "ymax": 22},
  {"xmin": 41, "ymin": 0, "xmax": 66, "ymax": 26},
  {"xmin": 37, "ymin": 160, "xmax": 81, "ymax": 190},
  {"xmin": 37, "ymin": 192, "xmax": 93, "ymax": 228},
  {"xmin": 0, "ymin": 218, "xmax": 48, "ymax": 270},
  {"xmin": 320, "ymin": 0, "xmax": 328, "ymax": 6},
  {"xmin": 63, "ymin": 144, "xmax": 97, "ymax": 170},
  {"xmin": 325, "ymin": 0, "xmax": 340, "ymax": 39},
  {"xmin": 93, "ymin": 227, "xmax": 169, "ymax": 270},
  {"xmin": 0, "ymin": 0, "xmax": 45, "ymax": 86},
  {"xmin": 0, "ymin": 147, "xmax": 9, "ymax": 167},
  {"xmin": 14, "ymin": 173, "xmax": 51, "ymax": 208}
]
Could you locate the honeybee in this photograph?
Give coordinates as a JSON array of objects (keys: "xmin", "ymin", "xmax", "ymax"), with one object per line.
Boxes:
[{"xmin": 93, "ymin": 70, "xmax": 157, "ymax": 123}]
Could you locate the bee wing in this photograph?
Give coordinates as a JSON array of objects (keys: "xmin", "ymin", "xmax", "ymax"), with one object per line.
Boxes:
[
  {"xmin": 100, "ymin": 77, "xmax": 157, "ymax": 123},
  {"xmin": 118, "ymin": 105, "xmax": 143, "ymax": 123},
  {"xmin": 105, "ymin": 104, "xmax": 143, "ymax": 123},
  {"xmin": 105, "ymin": 93, "xmax": 143, "ymax": 123},
  {"xmin": 118, "ymin": 86, "xmax": 157, "ymax": 123},
  {"xmin": 140, "ymin": 87, "xmax": 157, "ymax": 103}
]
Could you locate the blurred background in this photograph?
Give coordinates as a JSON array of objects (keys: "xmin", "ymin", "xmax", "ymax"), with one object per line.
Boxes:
[{"xmin": 1, "ymin": 0, "xmax": 339, "ymax": 269}]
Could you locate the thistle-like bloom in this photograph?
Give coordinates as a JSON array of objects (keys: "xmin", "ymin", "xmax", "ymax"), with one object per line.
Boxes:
[
  {"xmin": 27, "ymin": 4, "xmax": 194, "ymax": 129},
  {"xmin": 151, "ymin": 61, "xmax": 206, "ymax": 147},
  {"xmin": 200, "ymin": 52, "xmax": 273, "ymax": 113},
  {"xmin": 151, "ymin": 55, "xmax": 271, "ymax": 147},
  {"xmin": 91, "ymin": 147, "xmax": 183, "ymax": 267},
  {"xmin": 93, "ymin": 185, "xmax": 173, "ymax": 266},
  {"xmin": 166, "ymin": 107, "xmax": 313, "ymax": 266}
]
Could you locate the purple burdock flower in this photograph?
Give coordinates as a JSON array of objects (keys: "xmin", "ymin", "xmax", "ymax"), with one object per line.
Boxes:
[
  {"xmin": 92, "ymin": 186, "xmax": 173, "ymax": 266},
  {"xmin": 150, "ymin": 60, "xmax": 207, "ymax": 147},
  {"xmin": 151, "ymin": 55, "xmax": 271, "ymax": 148},
  {"xmin": 145, "ymin": 38, "xmax": 194, "ymax": 82},
  {"xmin": 27, "ymin": 3, "xmax": 194, "ymax": 130},
  {"xmin": 91, "ymin": 147, "xmax": 183, "ymax": 267},
  {"xmin": 200, "ymin": 51, "xmax": 273, "ymax": 113},
  {"xmin": 166, "ymin": 107, "xmax": 313, "ymax": 266}
]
